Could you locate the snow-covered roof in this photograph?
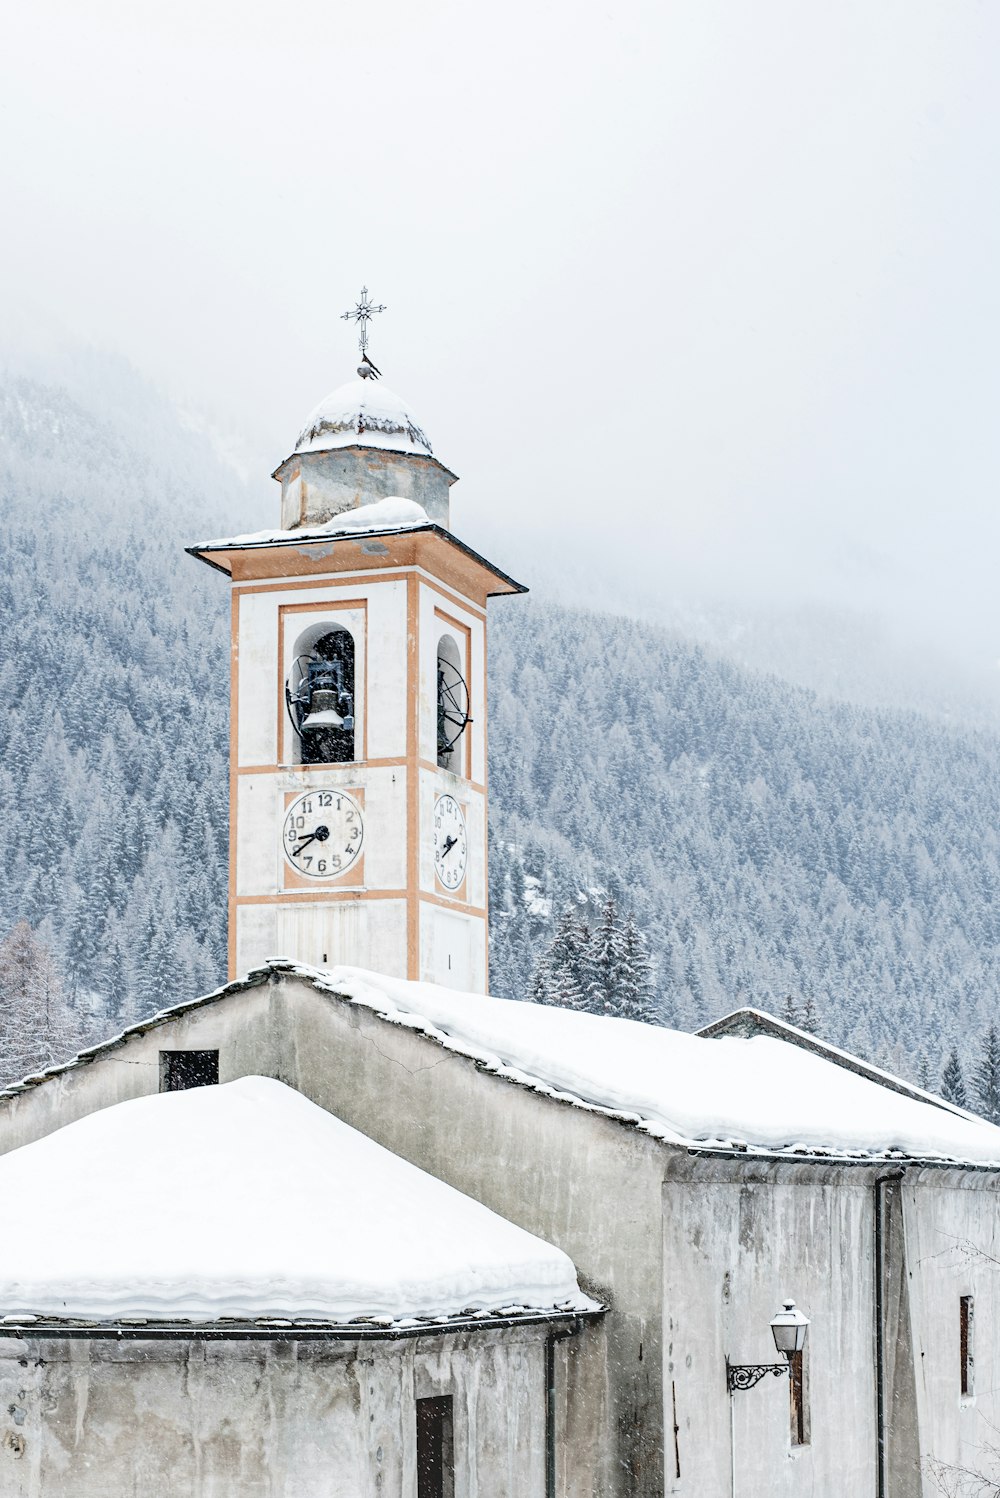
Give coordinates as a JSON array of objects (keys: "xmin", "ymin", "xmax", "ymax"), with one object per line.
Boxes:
[
  {"xmin": 192, "ymin": 496, "xmax": 433, "ymax": 552},
  {"xmin": 321, "ymin": 967, "xmax": 1000, "ymax": 1168},
  {"xmin": 7, "ymin": 961, "xmax": 1000, "ymax": 1173},
  {"xmin": 294, "ymin": 377, "xmax": 433, "ymax": 459},
  {"xmin": 0, "ymin": 1076, "xmax": 596, "ymax": 1326}
]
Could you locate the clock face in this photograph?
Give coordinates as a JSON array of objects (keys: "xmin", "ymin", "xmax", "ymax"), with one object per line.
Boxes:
[
  {"xmin": 282, "ymin": 789, "xmax": 364, "ymax": 879},
  {"xmin": 434, "ymin": 794, "xmax": 468, "ymax": 892}
]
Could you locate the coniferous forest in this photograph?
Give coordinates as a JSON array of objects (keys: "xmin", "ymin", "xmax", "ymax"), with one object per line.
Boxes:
[{"xmin": 0, "ymin": 359, "xmax": 998, "ymax": 1101}]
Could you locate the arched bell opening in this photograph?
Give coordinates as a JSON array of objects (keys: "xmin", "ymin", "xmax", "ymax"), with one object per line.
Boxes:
[
  {"xmin": 286, "ymin": 623, "xmax": 356, "ymax": 765},
  {"xmin": 437, "ymin": 633, "xmax": 471, "ymax": 774}
]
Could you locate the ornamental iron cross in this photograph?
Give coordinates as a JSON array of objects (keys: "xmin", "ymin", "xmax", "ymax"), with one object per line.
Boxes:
[{"xmin": 341, "ymin": 286, "xmax": 386, "ymax": 358}]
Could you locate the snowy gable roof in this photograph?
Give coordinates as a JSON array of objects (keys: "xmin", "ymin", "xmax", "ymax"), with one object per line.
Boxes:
[
  {"xmin": 0, "ymin": 1076, "xmax": 596, "ymax": 1326},
  {"xmin": 294, "ymin": 377, "xmax": 433, "ymax": 459},
  {"xmin": 321, "ymin": 967, "xmax": 1000, "ymax": 1168},
  {"xmin": 7, "ymin": 961, "xmax": 1000, "ymax": 1174}
]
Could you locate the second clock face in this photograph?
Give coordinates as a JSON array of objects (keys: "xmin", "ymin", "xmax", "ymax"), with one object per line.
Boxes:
[
  {"xmin": 282, "ymin": 789, "xmax": 364, "ymax": 879},
  {"xmin": 434, "ymin": 793, "xmax": 468, "ymax": 892}
]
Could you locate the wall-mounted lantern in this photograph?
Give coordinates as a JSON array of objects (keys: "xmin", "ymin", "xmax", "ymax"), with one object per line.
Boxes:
[{"xmin": 726, "ymin": 1300, "xmax": 809, "ymax": 1393}]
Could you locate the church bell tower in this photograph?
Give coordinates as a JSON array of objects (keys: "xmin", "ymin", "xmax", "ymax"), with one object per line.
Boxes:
[{"xmin": 188, "ymin": 293, "xmax": 525, "ymax": 991}]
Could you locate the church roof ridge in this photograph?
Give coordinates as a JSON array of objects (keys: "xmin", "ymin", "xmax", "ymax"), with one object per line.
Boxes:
[
  {"xmin": 5, "ymin": 962, "xmax": 1000, "ymax": 1173},
  {"xmin": 696, "ymin": 1007, "xmax": 977, "ymax": 1121}
]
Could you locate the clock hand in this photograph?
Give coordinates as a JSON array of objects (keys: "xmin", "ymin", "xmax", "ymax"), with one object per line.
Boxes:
[
  {"xmin": 292, "ymin": 824, "xmax": 331, "ymax": 856},
  {"xmin": 441, "ymin": 834, "xmax": 458, "ymax": 857}
]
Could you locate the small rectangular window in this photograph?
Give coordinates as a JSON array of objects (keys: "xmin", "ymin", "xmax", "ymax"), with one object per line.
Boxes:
[
  {"xmin": 789, "ymin": 1348, "xmax": 810, "ymax": 1446},
  {"xmin": 416, "ymin": 1395, "xmax": 454, "ymax": 1498},
  {"xmin": 960, "ymin": 1296, "xmax": 974, "ymax": 1396},
  {"xmin": 159, "ymin": 1050, "xmax": 219, "ymax": 1092}
]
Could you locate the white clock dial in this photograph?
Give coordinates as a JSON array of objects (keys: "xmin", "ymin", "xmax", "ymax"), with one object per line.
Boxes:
[
  {"xmin": 434, "ymin": 794, "xmax": 468, "ymax": 892},
  {"xmin": 282, "ymin": 789, "xmax": 364, "ymax": 879}
]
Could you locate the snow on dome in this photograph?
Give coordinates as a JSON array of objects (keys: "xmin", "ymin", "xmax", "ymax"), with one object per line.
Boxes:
[
  {"xmin": 295, "ymin": 378, "xmax": 433, "ymax": 458},
  {"xmin": 319, "ymin": 967, "xmax": 1000, "ymax": 1167},
  {"xmin": 0, "ymin": 1077, "xmax": 594, "ymax": 1323}
]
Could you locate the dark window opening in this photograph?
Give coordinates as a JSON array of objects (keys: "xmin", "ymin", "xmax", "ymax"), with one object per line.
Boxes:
[
  {"xmin": 789, "ymin": 1348, "xmax": 810, "ymax": 1446},
  {"xmin": 286, "ymin": 627, "xmax": 356, "ymax": 765},
  {"xmin": 436, "ymin": 634, "xmax": 470, "ymax": 774},
  {"xmin": 160, "ymin": 1050, "xmax": 219, "ymax": 1092},
  {"xmin": 961, "ymin": 1295, "xmax": 974, "ymax": 1396},
  {"xmin": 416, "ymin": 1395, "xmax": 454, "ymax": 1498}
]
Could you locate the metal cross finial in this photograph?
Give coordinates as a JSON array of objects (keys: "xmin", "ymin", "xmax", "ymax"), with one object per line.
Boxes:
[{"xmin": 341, "ymin": 285, "xmax": 386, "ymax": 358}]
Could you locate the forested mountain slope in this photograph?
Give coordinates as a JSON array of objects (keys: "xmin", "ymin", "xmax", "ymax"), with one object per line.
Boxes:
[
  {"xmin": 0, "ymin": 367, "xmax": 243, "ymax": 1025},
  {"xmin": 486, "ymin": 602, "xmax": 1000, "ymax": 1082},
  {"xmin": 0, "ymin": 363, "xmax": 997, "ymax": 1090}
]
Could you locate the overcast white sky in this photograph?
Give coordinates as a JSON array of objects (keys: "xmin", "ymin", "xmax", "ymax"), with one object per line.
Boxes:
[{"xmin": 2, "ymin": 1, "xmax": 998, "ymax": 684}]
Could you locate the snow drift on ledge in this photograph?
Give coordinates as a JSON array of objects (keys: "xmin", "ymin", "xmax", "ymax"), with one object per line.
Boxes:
[
  {"xmin": 316, "ymin": 966, "xmax": 1000, "ymax": 1166},
  {"xmin": 195, "ymin": 495, "xmax": 431, "ymax": 552},
  {"xmin": 0, "ymin": 1077, "xmax": 594, "ymax": 1323}
]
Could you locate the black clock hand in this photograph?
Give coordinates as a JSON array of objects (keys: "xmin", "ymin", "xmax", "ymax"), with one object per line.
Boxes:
[
  {"xmin": 441, "ymin": 834, "xmax": 458, "ymax": 857},
  {"xmin": 292, "ymin": 824, "xmax": 330, "ymax": 856}
]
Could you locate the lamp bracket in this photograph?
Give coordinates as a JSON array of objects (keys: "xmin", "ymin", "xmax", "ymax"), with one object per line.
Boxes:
[{"xmin": 726, "ymin": 1360, "xmax": 789, "ymax": 1394}]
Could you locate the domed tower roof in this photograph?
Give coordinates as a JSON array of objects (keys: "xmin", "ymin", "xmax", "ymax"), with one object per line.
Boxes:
[
  {"xmin": 294, "ymin": 377, "xmax": 433, "ymax": 460},
  {"xmin": 274, "ymin": 373, "xmax": 456, "ymax": 532}
]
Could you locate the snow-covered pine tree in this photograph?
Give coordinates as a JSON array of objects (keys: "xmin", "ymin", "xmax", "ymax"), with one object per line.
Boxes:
[
  {"xmin": 530, "ymin": 908, "xmax": 593, "ymax": 1011},
  {"xmin": 0, "ymin": 920, "xmax": 83, "ymax": 1086},
  {"xmin": 940, "ymin": 1047, "xmax": 968, "ymax": 1108},
  {"xmin": 781, "ymin": 994, "xmax": 800, "ymax": 1026},
  {"xmin": 586, "ymin": 898, "xmax": 626, "ymax": 1016},
  {"xmin": 616, "ymin": 912, "xmax": 659, "ymax": 1024},
  {"xmin": 797, "ymin": 995, "xmax": 820, "ymax": 1036},
  {"xmin": 972, "ymin": 1026, "xmax": 1000, "ymax": 1124}
]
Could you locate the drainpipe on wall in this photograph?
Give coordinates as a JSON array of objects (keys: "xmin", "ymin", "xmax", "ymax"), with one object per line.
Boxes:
[{"xmin": 874, "ymin": 1171, "xmax": 904, "ymax": 1498}]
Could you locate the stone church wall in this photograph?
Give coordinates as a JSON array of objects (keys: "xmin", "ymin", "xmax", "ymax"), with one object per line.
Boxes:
[
  {"xmin": 660, "ymin": 1158, "xmax": 878, "ymax": 1496},
  {"xmin": 5, "ymin": 973, "xmax": 1000, "ymax": 1495},
  {"xmin": 0, "ymin": 1325, "xmax": 549, "ymax": 1498}
]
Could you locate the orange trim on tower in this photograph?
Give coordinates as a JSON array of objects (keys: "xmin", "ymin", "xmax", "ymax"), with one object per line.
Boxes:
[
  {"xmin": 228, "ymin": 588, "xmax": 239, "ymax": 980},
  {"xmin": 406, "ymin": 574, "xmax": 421, "ymax": 980}
]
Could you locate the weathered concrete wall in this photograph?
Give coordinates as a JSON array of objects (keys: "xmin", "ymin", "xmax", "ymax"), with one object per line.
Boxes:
[
  {"xmin": 661, "ymin": 1157, "xmax": 879, "ymax": 1496},
  {"xmin": 276, "ymin": 449, "xmax": 455, "ymax": 530},
  {"xmin": 280, "ymin": 980, "xmax": 658, "ymax": 1497},
  {"xmin": 0, "ymin": 1326, "xmax": 553, "ymax": 1498},
  {"xmin": 0, "ymin": 979, "xmax": 285, "ymax": 1156},
  {"xmin": 6, "ymin": 975, "xmax": 1000, "ymax": 1496},
  {"xmin": 903, "ymin": 1169, "xmax": 1000, "ymax": 1492}
]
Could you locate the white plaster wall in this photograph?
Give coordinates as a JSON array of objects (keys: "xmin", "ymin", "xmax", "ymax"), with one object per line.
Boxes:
[
  {"xmin": 423, "ymin": 904, "xmax": 486, "ymax": 992},
  {"xmin": 235, "ymin": 904, "xmax": 278, "ymax": 974},
  {"xmin": 0, "ymin": 1328, "xmax": 549, "ymax": 1498},
  {"xmin": 364, "ymin": 577, "xmax": 408, "ymax": 759},
  {"xmin": 235, "ymin": 589, "xmax": 278, "ymax": 768},
  {"xmin": 273, "ymin": 898, "xmax": 407, "ymax": 975},
  {"xmin": 904, "ymin": 1173, "xmax": 1000, "ymax": 1488},
  {"xmin": 661, "ymin": 1167, "xmax": 876, "ymax": 1497}
]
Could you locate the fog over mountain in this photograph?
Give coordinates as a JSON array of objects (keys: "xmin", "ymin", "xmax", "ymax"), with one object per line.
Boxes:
[
  {"xmin": 2, "ymin": 0, "xmax": 998, "ymax": 702},
  {"xmin": 0, "ymin": 349, "xmax": 996, "ymax": 1099}
]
